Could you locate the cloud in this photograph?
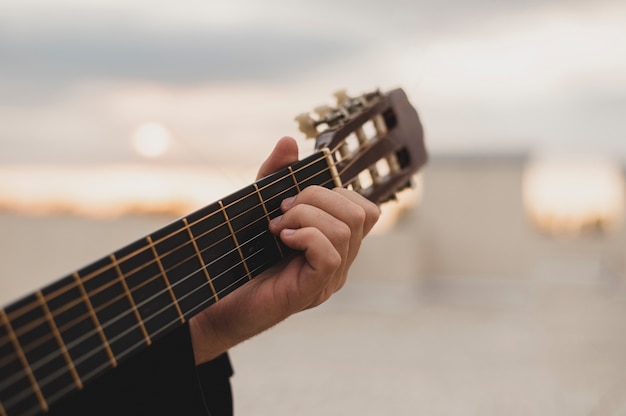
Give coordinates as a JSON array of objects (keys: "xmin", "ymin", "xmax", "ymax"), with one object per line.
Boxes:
[{"xmin": 0, "ymin": 17, "xmax": 364, "ymax": 89}]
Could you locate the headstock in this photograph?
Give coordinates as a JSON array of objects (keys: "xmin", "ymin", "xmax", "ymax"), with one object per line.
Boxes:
[{"xmin": 295, "ymin": 88, "xmax": 427, "ymax": 205}]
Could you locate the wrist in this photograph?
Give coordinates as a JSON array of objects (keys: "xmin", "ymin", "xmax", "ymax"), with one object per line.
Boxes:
[{"xmin": 189, "ymin": 313, "xmax": 232, "ymax": 365}]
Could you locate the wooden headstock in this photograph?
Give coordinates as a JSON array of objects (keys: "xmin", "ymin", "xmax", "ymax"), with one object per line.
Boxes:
[{"xmin": 295, "ymin": 88, "xmax": 428, "ymax": 205}]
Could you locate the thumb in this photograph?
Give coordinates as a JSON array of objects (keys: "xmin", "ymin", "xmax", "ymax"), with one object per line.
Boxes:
[{"xmin": 256, "ymin": 136, "xmax": 300, "ymax": 180}]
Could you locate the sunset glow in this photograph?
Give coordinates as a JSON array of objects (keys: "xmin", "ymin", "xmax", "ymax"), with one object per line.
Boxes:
[{"xmin": 0, "ymin": 165, "xmax": 254, "ymax": 218}]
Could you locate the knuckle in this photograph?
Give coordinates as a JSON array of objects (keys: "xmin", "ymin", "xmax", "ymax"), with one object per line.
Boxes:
[
  {"xmin": 335, "ymin": 222, "xmax": 352, "ymax": 242},
  {"xmin": 368, "ymin": 201, "xmax": 381, "ymax": 222},
  {"xmin": 328, "ymin": 250, "xmax": 343, "ymax": 271},
  {"xmin": 352, "ymin": 205, "xmax": 367, "ymax": 227}
]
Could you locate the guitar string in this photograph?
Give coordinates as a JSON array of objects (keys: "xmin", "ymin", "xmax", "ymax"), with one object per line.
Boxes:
[
  {"xmin": 1, "ymin": 160, "xmax": 364, "ymax": 409},
  {"xmin": 0, "ymin": 142, "xmax": 377, "ymax": 402}
]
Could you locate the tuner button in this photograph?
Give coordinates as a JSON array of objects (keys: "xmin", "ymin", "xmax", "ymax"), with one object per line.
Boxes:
[
  {"xmin": 294, "ymin": 113, "xmax": 318, "ymax": 139},
  {"xmin": 314, "ymin": 105, "xmax": 333, "ymax": 119},
  {"xmin": 334, "ymin": 89, "xmax": 349, "ymax": 105}
]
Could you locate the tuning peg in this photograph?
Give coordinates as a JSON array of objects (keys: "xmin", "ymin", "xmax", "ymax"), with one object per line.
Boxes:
[
  {"xmin": 314, "ymin": 105, "xmax": 333, "ymax": 119},
  {"xmin": 334, "ymin": 89, "xmax": 349, "ymax": 106},
  {"xmin": 294, "ymin": 113, "xmax": 319, "ymax": 139}
]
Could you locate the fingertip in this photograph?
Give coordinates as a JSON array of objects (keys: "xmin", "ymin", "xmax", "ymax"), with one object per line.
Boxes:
[
  {"xmin": 281, "ymin": 196, "xmax": 296, "ymax": 211},
  {"xmin": 256, "ymin": 137, "xmax": 300, "ymax": 179}
]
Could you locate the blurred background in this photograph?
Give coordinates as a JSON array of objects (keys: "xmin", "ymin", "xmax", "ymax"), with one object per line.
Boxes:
[{"xmin": 1, "ymin": 0, "xmax": 625, "ymax": 415}]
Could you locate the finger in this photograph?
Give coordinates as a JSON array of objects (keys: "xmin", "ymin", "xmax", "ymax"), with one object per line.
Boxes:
[
  {"xmin": 277, "ymin": 186, "xmax": 369, "ymax": 264},
  {"xmin": 256, "ymin": 136, "xmax": 299, "ymax": 180},
  {"xmin": 332, "ymin": 188, "xmax": 381, "ymax": 236},
  {"xmin": 279, "ymin": 226, "xmax": 343, "ymax": 297},
  {"xmin": 270, "ymin": 204, "xmax": 351, "ymax": 258},
  {"xmin": 270, "ymin": 203, "xmax": 351, "ymax": 292}
]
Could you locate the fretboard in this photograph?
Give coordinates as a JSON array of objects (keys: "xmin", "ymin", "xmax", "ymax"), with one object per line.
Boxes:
[{"xmin": 0, "ymin": 151, "xmax": 338, "ymax": 416}]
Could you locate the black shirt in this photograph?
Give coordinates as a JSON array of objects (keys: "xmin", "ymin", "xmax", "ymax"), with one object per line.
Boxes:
[{"xmin": 47, "ymin": 324, "xmax": 233, "ymax": 416}]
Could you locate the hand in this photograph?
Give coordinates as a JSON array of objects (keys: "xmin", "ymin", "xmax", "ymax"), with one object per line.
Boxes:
[{"xmin": 189, "ymin": 136, "xmax": 380, "ymax": 364}]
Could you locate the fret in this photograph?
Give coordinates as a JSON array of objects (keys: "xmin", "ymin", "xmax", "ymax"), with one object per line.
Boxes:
[
  {"xmin": 219, "ymin": 200, "xmax": 253, "ymax": 280},
  {"xmin": 35, "ymin": 291, "xmax": 82, "ymax": 391},
  {"xmin": 292, "ymin": 151, "xmax": 338, "ymax": 190},
  {"xmin": 183, "ymin": 218, "xmax": 219, "ymax": 302},
  {"xmin": 151, "ymin": 219, "xmax": 216, "ymax": 318},
  {"xmin": 222, "ymin": 186, "xmax": 283, "ymax": 279},
  {"xmin": 288, "ymin": 166, "xmax": 302, "ymax": 193},
  {"xmin": 42, "ymin": 274, "xmax": 112, "ymax": 390},
  {"xmin": 187, "ymin": 202, "xmax": 248, "ymax": 299},
  {"xmin": 71, "ymin": 273, "xmax": 116, "ymax": 368},
  {"xmin": 254, "ymin": 183, "xmax": 284, "ymax": 257},
  {"xmin": 109, "ymin": 254, "xmax": 151, "ymax": 346},
  {"xmin": 147, "ymin": 236, "xmax": 185, "ymax": 324},
  {"xmin": 257, "ymin": 166, "xmax": 303, "ymax": 259},
  {"xmin": 114, "ymin": 239, "xmax": 181, "ymax": 343},
  {"xmin": 0, "ymin": 307, "xmax": 48, "ymax": 415},
  {"xmin": 0, "ymin": 311, "xmax": 33, "ymax": 416},
  {"xmin": 79, "ymin": 257, "xmax": 146, "ymax": 361}
]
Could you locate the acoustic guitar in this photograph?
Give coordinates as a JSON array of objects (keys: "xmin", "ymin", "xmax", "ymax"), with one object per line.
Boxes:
[{"xmin": 0, "ymin": 87, "xmax": 427, "ymax": 415}]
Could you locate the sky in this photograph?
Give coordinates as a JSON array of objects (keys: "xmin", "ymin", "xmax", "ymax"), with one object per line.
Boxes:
[{"xmin": 1, "ymin": 0, "xmax": 625, "ymax": 168}]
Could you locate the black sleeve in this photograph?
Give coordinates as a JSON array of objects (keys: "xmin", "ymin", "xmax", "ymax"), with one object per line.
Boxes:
[{"xmin": 46, "ymin": 323, "xmax": 234, "ymax": 416}]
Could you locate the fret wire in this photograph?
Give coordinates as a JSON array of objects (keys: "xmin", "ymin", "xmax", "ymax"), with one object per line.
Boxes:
[
  {"xmin": 147, "ymin": 236, "xmax": 185, "ymax": 324},
  {"xmin": 184, "ymin": 252, "xmax": 275, "ymax": 318},
  {"xmin": 254, "ymin": 183, "xmax": 284, "ymax": 257},
  {"xmin": 288, "ymin": 166, "xmax": 302, "ymax": 193},
  {"xmin": 0, "ymin": 160, "xmax": 338, "ymax": 353},
  {"xmin": 109, "ymin": 254, "xmax": 151, "ymax": 347},
  {"xmin": 72, "ymin": 272, "xmax": 117, "ymax": 367},
  {"xmin": 35, "ymin": 291, "xmax": 83, "ymax": 390},
  {"xmin": 0, "ymin": 309, "xmax": 48, "ymax": 413},
  {"xmin": 219, "ymin": 201, "xmax": 252, "ymax": 281},
  {"xmin": 183, "ymin": 218, "xmax": 219, "ymax": 302},
  {"xmin": 4, "ymin": 355, "xmax": 77, "ymax": 412},
  {"xmin": 2, "ymin": 152, "xmax": 339, "ymax": 330}
]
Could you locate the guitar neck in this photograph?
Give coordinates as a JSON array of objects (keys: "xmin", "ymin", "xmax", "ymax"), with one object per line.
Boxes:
[{"xmin": 0, "ymin": 150, "xmax": 339, "ymax": 416}]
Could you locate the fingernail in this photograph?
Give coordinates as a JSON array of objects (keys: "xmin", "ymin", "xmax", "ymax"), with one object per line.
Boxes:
[
  {"xmin": 282, "ymin": 228, "xmax": 296, "ymax": 236},
  {"xmin": 270, "ymin": 215, "xmax": 282, "ymax": 226},
  {"xmin": 282, "ymin": 196, "xmax": 296, "ymax": 209}
]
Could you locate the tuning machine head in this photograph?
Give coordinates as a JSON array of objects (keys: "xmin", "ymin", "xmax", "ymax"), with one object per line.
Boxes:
[
  {"xmin": 334, "ymin": 89, "xmax": 350, "ymax": 106},
  {"xmin": 294, "ymin": 112, "xmax": 319, "ymax": 139},
  {"xmin": 295, "ymin": 88, "xmax": 384, "ymax": 140}
]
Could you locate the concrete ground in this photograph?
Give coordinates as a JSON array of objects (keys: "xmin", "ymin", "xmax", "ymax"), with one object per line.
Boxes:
[{"xmin": 230, "ymin": 277, "xmax": 626, "ymax": 416}]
